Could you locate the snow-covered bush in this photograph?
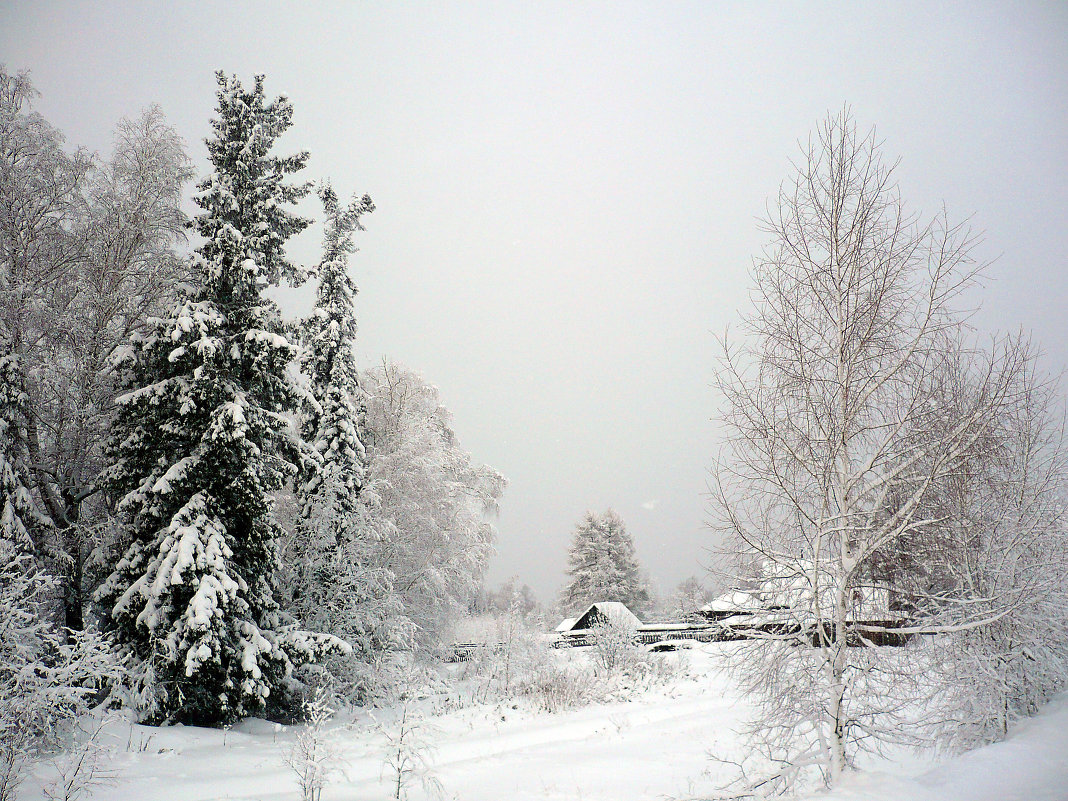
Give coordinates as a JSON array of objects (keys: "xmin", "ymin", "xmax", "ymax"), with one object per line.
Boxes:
[
  {"xmin": 589, "ymin": 615, "xmax": 642, "ymax": 675},
  {"xmin": 523, "ymin": 661, "xmax": 596, "ymax": 714},
  {"xmin": 587, "ymin": 617, "xmax": 688, "ymax": 696},
  {"xmin": 284, "ymin": 689, "xmax": 346, "ymax": 801},
  {"xmin": 0, "ymin": 553, "xmax": 119, "ymax": 801},
  {"xmin": 456, "ymin": 608, "xmax": 686, "ymax": 715},
  {"xmin": 456, "ymin": 602, "xmax": 554, "ymax": 704},
  {"xmin": 449, "ymin": 605, "xmax": 609, "ymax": 715},
  {"xmin": 41, "ymin": 716, "xmax": 120, "ymax": 801}
]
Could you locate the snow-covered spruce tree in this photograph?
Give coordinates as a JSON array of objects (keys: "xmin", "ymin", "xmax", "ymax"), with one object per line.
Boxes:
[
  {"xmin": 299, "ymin": 184, "xmax": 375, "ymax": 516},
  {"xmin": 559, "ymin": 510, "xmax": 649, "ymax": 615},
  {"xmin": 560, "ymin": 512, "xmax": 609, "ymax": 613},
  {"xmin": 287, "ymin": 185, "xmax": 403, "ymax": 702},
  {"xmin": 0, "ymin": 348, "xmax": 48, "ymax": 559},
  {"xmin": 96, "ymin": 73, "xmax": 343, "ymax": 726}
]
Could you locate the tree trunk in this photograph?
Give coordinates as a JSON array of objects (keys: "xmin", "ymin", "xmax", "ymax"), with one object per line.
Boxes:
[
  {"xmin": 61, "ymin": 490, "xmax": 84, "ymax": 635},
  {"xmin": 829, "ymin": 590, "xmax": 849, "ymax": 783}
]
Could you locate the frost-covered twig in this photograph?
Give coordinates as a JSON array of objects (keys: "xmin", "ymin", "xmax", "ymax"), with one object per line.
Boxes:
[
  {"xmin": 377, "ymin": 700, "xmax": 444, "ymax": 801},
  {"xmin": 43, "ymin": 717, "xmax": 120, "ymax": 801},
  {"xmin": 283, "ymin": 689, "xmax": 347, "ymax": 801}
]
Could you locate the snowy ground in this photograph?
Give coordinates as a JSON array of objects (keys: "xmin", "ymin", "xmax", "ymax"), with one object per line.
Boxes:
[
  {"xmin": 822, "ymin": 692, "xmax": 1068, "ymax": 801},
  {"xmin": 20, "ymin": 644, "xmax": 1068, "ymax": 801}
]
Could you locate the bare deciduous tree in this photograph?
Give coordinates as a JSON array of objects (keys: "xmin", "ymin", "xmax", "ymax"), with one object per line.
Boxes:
[
  {"xmin": 0, "ymin": 65, "xmax": 191, "ymax": 629},
  {"xmin": 362, "ymin": 361, "xmax": 505, "ymax": 655},
  {"xmin": 896, "ymin": 346, "xmax": 1068, "ymax": 752},
  {"xmin": 711, "ymin": 108, "xmax": 1027, "ymax": 791}
]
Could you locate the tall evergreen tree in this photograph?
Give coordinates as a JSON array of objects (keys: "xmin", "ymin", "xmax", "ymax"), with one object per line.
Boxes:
[
  {"xmin": 96, "ymin": 73, "xmax": 340, "ymax": 725},
  {"xmin": 288, "ymin": 185, "xmax": 403, "ymax": 701},
  {"xmin": 560, "ymin": 509, "xmax": 649, "ymax": 615},
  {"xmin": 300, "ymin": 184, "xmax": 375, "ymax": 508}
]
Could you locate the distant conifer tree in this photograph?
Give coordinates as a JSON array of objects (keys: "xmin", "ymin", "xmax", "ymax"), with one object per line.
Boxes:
[
  {"xmin": 560, "ymin": 509, "xmax": 649, "ymax": 615},
  {"xmin": 289, "ymin": 185, "xmax": 403, "ymax": 701}
]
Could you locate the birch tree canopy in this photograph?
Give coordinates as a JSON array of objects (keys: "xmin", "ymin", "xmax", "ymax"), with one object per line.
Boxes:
[{"xmin": 711, "ymin": 108, "xmax": 1029, "ymax": 792}]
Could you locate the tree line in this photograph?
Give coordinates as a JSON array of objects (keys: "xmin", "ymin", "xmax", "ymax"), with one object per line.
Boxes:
[{"xmin": 0, "ymin": 65, "xmax": 503, "ymax": 787}]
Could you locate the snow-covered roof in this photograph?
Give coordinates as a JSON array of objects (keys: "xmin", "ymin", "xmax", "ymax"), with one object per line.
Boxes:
[
  {"xmin": 718, "ymin": 613, "xmax": 760, "ymax": 627},
  {"xmin": 701, "ymin": 590, "xmax": 760, "ymax": 613},
  {"xmin": 755, "ymin": 560, "xmax": 905, "ymax": 622},
  {"xmin": 555, "ymin": 617, "xmax": 578, "ymax": 633},
  {"xmin": 636, "ymin": 622, "xmax": 712, "ymax": 632},
  {"xmin": 572, "ymin": 601, "xmax": 643, "ymax": 631}
]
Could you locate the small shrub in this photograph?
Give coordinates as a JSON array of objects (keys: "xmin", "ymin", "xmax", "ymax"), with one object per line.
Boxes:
[
  {"xmin": 378, "ymin": 702, "xmax": 443, "ymax": 801},
  {"xmin": 589, "ymin": 616, "xmax": 644, "ymax": 676},
  {"xmin": 284, "ymin": 689, "xmax": 346, "ymax": 801},
  {"xmin": 588, "ymin": 618, "xmax": 690, "ymax": 694},
  {"xmin": 0, "ymin": 555, "xmax": 120, "ymax": 801},
  {"xmin": 42, "ymin": 717, "xmax": 119, "ymax": 801},
  {"xmin": 524, "ymin": 662, "xmax": 596, "ymax": 714},
  {"xmin": 457, "ymin": 609, "xmax": 554, "ymax": 705}
]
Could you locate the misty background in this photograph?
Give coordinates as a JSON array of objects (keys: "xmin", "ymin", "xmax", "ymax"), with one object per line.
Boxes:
[{"xmin": 3, "ymin": 1, "xmax": 1065, "ymax": 605}]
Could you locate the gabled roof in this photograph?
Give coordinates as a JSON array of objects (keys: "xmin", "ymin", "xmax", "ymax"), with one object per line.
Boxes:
[
  {"xmin": 555, "ymin": 617, "xmax": 578, "ymax": 633},
  {"xmin": 571, "ymin": 601, "xmax": 643, "ymax": 631}
]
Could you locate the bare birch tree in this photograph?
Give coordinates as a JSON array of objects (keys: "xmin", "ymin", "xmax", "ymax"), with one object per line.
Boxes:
[
  {"xmin": 361, "ymin": 361, "xmax": 504, "ymax": 655},
  {"xmin": 710, "ymin": 108, "xmax": 1026, "ymax": 792},
  {"xmin": 0, "ymin": 66, "xmax": 191, "ymax": 629}
]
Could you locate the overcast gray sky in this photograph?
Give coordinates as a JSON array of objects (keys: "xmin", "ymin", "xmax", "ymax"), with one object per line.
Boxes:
[{"xmin": 3, "ymin": 1, "xmax": 1066, "ymax": 605}]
